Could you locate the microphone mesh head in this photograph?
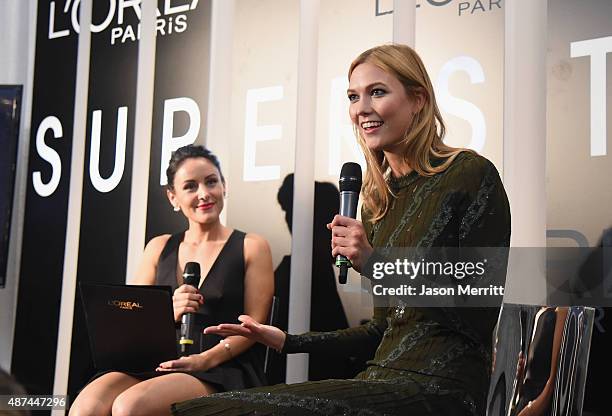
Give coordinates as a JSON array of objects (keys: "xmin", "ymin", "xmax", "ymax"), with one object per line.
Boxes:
[
  {"xmin": 339, "ymin": 162, "xmax": 362, "ymax": 192},
  {"xmin": 183, "ymin": 262, "xmax": 200, "ymax": 287}
]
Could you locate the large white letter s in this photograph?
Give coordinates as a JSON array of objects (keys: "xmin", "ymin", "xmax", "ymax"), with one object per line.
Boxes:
[{"xmin": 33, "ymin": 116, "xmax": 63, "ymax": 197}]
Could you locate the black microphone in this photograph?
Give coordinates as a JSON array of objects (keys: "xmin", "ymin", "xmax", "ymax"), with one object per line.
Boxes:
[
  {"xmin": 335, "ymin": 162, "xmax": 362, "ymax": 284},
  {"xmin": 179, "ymin": 262, "xmax": 200, "ymax": 356}
]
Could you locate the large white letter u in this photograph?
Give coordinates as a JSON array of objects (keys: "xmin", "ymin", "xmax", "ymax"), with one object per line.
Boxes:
[{"xmin": 89, "ymin": 106, "xmax": 128, "ymax": 193}]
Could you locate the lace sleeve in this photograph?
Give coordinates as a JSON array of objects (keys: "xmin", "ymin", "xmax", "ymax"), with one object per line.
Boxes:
[{"xmin": 282, "ymin": 307, "xmax": 388, "ymax": 355}]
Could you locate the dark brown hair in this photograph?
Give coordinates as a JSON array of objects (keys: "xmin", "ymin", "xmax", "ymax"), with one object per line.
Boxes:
[{"xmin": 166, "ymin": 145, "xmax": 224, "ymax": 190}]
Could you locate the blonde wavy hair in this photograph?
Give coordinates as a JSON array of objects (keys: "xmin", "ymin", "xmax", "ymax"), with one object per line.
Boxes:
[{"xmin": 349, "ymin": 44, "xmax": 466, "ymax": 223}]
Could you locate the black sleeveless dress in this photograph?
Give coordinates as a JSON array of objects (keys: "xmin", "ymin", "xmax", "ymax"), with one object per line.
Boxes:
[{"xmin": 130, "ymin": 229, "xmax": 266, "ymax": 392}]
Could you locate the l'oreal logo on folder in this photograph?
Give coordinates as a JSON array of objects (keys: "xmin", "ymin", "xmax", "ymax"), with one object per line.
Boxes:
[{"xmin": 108, "ymin": 300, "xmax": 143, "ymax": 310}]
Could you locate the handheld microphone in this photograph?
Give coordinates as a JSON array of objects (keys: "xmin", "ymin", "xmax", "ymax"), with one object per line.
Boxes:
[
  {"xmin": 179, "ymin": 262, "xmax": 200, "ymax": 356},
  {"xmin": 336, "ymin": 162, "xmax": 362, "ymax": 284}
]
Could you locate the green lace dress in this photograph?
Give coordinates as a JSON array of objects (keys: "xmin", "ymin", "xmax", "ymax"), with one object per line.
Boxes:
[{"xmin": 172, "ymin": 152, "xmax": 511, "ymax": 416}]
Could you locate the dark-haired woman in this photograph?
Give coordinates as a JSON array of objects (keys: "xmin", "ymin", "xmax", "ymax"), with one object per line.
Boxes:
[
  {"xmin": 69, "ymin": 145, "xmax": 274, "ymax": 416},
  {"xmin": 174, "ymin": 44, "xmax": 510, "ymax": 416}
]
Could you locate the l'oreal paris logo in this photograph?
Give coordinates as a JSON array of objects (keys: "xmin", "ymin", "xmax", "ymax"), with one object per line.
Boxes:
[
  {"xmin": 48, "ymin": 0, "xmax": 199, "ymax": 45},
  {"xmin": 377, "ymin": 0, "xmax": 502, "ymax": 17},
  {"xmin": 108, "ymin": 300, "xmax": 144, "ymax": 310}
]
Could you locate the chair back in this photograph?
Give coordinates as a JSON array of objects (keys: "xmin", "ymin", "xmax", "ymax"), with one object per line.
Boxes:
[
  {"xmin": 486, "ymin": 304, "xmax": 594, "ymax": 416},
  {"xmin": 264, "ymin": 295, "xmax": 280, "ymax": 375}
]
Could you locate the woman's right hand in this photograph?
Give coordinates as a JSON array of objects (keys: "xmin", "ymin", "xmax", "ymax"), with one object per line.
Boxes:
[
  {"xmin": 172, "ymin": 284, "xmax": 203, "ymax": 322},
  {"xmin": 204, "ymin": 315, "xmax": 286, "ymax": 352},
  {"xmin": 328, "ymin": 215, "xmax": 373, "ymax": 273}
]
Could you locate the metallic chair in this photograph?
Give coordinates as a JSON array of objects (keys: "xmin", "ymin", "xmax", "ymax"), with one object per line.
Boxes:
[{"xmin": 487, "ymin": 304, "xmax": 594, "ymax": 416}]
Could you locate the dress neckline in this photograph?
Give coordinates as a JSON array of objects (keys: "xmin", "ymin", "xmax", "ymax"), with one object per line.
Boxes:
[
  {"xmin": 387, "ymin": 153, "xmax": 466, "ymax": 192},
  {"xmin": 176, "ymin": 229, "xmax": 237, "ymax": 289},
  {"xmin": 388, "ymin": 170, "xmax": 420, "ymax": 192}
]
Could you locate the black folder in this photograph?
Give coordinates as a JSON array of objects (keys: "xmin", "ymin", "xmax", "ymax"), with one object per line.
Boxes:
[{"xmin": 79, "ymin": 283, "xmax": 178, "ymax": 372}]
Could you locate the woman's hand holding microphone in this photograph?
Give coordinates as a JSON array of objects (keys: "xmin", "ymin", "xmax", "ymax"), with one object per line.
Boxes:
[
  {"xmin": 158, "ymin": 284, "xmax": 206, "ymax": 372},
  {"xmin": 172, "ymin": 284, "xmax": 203, "ymax": 323},
  {"xmin": 328, "ymin": 214, "xmax": 373, "ymax": 273}
]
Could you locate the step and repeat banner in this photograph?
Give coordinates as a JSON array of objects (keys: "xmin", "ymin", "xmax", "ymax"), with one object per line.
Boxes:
[
  {"xmin": 546, "ymin": 1, "xmax": 611, "ymax": 413},
  {"xmin": 12, "ymin": 0, "xmax": 211, "ymax": 398},
  {"xmin": 12, "ymin": 0, "xmax": 508, "ymax": 398},
  {"xmin": 12, "ymin": 0, "xmax": 609, "ymax": 406},
  {"xmin": 547, "ymin": 0, "xmax": 612, "ymax": 248}
]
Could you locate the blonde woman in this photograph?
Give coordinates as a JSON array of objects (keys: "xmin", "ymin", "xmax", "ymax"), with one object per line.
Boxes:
[{"xmin": 176, "ymin": 44, "xmax": 511, "ymax": 416}]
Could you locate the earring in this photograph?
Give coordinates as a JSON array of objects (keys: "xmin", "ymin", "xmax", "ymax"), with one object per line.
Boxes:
[{"xmin": 173, "ymin": 206, "xmax": 180, "ymax": 212}]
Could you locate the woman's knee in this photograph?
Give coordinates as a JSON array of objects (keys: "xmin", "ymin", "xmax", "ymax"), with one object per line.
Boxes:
[
  {"xmin": 111, "ymin": 392, "xmax": 138, "ymax": 416},
  {"xmin": 111, "ymin": 390, "xmax": 157, "ymax": 416},
  {"xmin": 111, "ymin": 375, "xmax": 212, "ymax": 416},
  {"xmin": 70, "ymin": 372, "xmax": 138, "ymax": 416},
  {"xmin": 68, "ymin": 395, "xmax": 110, "ymax": 416}
]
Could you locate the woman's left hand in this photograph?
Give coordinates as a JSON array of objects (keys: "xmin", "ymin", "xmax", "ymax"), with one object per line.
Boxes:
[
  {"xmin": 328, "ymin": 215, "xmax": 373, "ymax": 273},
  {"xmin": 156, "ymin": 354, "xmax": 210, "ymax": 372}
]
